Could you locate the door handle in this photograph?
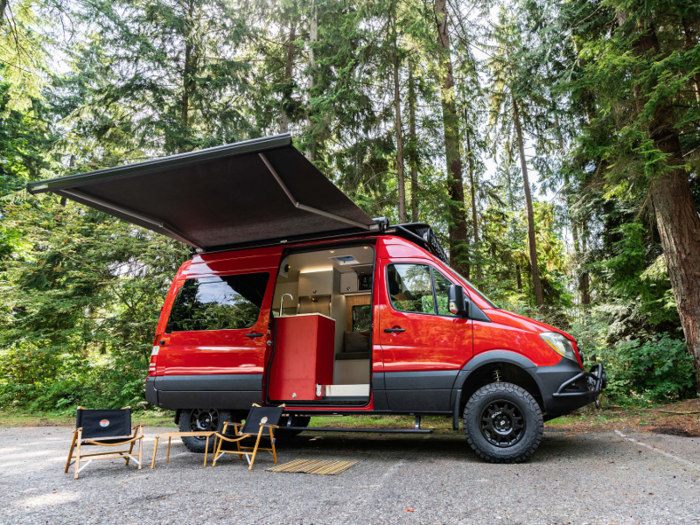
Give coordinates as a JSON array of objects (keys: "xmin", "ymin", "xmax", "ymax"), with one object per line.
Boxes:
[
  {"xmin": 384, "ymin": 328, "xmax": 406, "ymax": 333},
  {"xmin": 245, "ymin": 332, "xmax": 265, "ymax": 338}
]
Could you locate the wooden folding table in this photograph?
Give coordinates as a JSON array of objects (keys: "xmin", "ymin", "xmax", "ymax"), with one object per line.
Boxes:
[{"xmin": 150, "ymin": 431, "xmax": 216, "ymax": 469}]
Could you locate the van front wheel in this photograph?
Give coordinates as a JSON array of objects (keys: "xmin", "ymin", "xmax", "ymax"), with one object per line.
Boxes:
[
  {"xmin": 179, "ymin": 409, "xmax": 233, "ymax": 453},
  {"xmin": 463, "ymin": 382, "xmax": 543, "ymax": 463}
]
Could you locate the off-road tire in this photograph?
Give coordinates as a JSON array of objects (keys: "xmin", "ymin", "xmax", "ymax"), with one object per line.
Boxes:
[
  {"xmin": 179, "ymin": 409, "xmax": 235, "ymax": 453},
  {"xmin": 463, "ymin": 382, "xmax": 543, "ymax": 463}
]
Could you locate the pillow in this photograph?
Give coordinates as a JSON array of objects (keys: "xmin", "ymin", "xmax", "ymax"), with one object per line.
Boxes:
[{"xmin": 343, "ymin": 331, "xmax": 370, "ymax": 353}]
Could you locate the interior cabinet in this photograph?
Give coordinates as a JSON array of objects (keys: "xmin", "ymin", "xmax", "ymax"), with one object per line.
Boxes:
[
  {"xmin": 340, "ymin": 272, "xmax": 358, "ymax": 294},
  {"xmin": 298, "ymin": 270, "xmax": 333, "ymax": 296},
  {"xmin": 268, "ymin": 314, "xmax": 335, "ymax": 401}
]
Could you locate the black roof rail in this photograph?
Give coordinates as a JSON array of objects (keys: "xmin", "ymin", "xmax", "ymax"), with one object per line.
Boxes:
[{"xmin": 390, "ymin": 223, "xmax": 449, "ymax": 263}]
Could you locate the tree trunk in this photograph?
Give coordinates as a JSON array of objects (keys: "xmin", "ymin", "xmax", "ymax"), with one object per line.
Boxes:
[
  {"xmin": 465, "ymin": 128, "xmax": 482, "ymax": 282},
  {"xmin": 515, "ymin": 263, "xmax": 522, "ymax": 292},
  {"xmin": 280, "ymin": 22, "xmax": 297, "ymax": 134},
  {"xmin": 555, "ymin": 113, "xmax": 590, "ymax": 308},
  {"xmin": 0, "ymin": 0, "xmax": 7, "ymax": 27},
  {"xmin": 579, "ymin": 222, "xmax": 591, "ymax": 305},
  {"xmin": 393, "ymin": 23, "xmax": 406, "ymax": 223},
  {"xmin": 628, "ymin": 16, "xmax": 700, "ymax": 390},
  {"xmin": 651, "ymin": 164, "xmax": 700, "ymax": 390},
  {"xmin": 60, "ymin": 154, "xmax": 76, "ymax": 206},
  {"xmin": 182, "ymin": 40, "xmax": 192, "ymax": 130},
  {"xmin": 408, "ymin": 56, "xmax": 419, "ymax": 222},
  {"xmin": 682, "ymin": 17, "xmax": 700, "ymax": 103},
  {"xmin": 434, "ymin": 0, "xmax": 469, "ymax": 277},
  {"xmin": 180, "ymin": 1, "xmax": 197, "ymax": 154},
  {"xmin": 512, "ymin": 96, "xmax": 544, "ymax": 308},
  {"xmin": 307, "ymin": 0, "xmax": 317, "ymax": 161}
]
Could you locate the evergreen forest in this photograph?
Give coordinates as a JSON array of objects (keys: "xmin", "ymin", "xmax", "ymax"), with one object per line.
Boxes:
[{"xmin": 1, "ymin": 0, "xmax": 699, "ymax": 411}]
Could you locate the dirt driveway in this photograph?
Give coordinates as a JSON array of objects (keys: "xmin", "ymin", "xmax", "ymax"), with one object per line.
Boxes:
[{"xmin": 1, "ymin": 426, "xmax": 698, "ymax": 524}]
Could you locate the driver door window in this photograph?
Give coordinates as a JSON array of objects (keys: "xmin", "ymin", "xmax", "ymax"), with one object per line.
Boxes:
[{"xmin": 386, "ymin": 264, "xmax": 434, "ymax": 314}]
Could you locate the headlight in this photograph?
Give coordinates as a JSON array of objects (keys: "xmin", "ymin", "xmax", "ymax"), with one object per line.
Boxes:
[{"xmin": 540, "ymin": 332, "xmax": 577, "ymax": 362}]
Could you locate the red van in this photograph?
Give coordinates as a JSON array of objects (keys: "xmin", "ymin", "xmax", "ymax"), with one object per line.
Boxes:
[{"xmin": 28, "ymin": 134, "xmax": 605, "ymax": 462}]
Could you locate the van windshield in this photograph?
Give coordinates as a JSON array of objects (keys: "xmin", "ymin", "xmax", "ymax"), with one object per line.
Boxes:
[{"xmin": 444, "ymin": 265, "xmax": 498, "ymax": 309}]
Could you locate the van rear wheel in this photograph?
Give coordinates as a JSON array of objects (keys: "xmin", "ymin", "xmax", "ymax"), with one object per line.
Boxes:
[
  {"xmin": 179, "ymin": 409, "xmax": 234, "ymax": 453},
  {"xmin": 463, "ymin": 382, "xmax": 543, "ymax": 463}
]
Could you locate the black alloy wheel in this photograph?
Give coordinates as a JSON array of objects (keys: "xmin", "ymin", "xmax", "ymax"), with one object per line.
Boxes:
[
  {"xmin": 189, "ymin": 408, "xmax": 219, "ymax": 436},
  {"xmin": 479, "ymin": 400, "xmax": 525, "ymax": 448},
  {"xmin": 463, "ymin": 382, "xmax": 543, "ymax": 463},
  {"xmin": 179, "ymin": 408, "xmax": 233, "ymax": 453}
]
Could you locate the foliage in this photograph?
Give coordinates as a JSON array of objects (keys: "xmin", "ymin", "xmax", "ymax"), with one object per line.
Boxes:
[
  {"xmin": 1, "ymin": 0, "xmax": 698, "ymax": 410},
  {"xmin": 0, "ymin": 195, "xmax": 188, "ymax": 409},
  {"xmin": 572, "ymin": 317, "xmax": 695, "ymax": 404}
]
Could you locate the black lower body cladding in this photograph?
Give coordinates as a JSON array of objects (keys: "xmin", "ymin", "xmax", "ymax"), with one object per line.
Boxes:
[
  {"xmin": 146, "ymin": 374, "xmax": 264, "ymax": 410},
  {"xmin": 377, "ymin": 371, "xmax": 458, "ymax": 413}
]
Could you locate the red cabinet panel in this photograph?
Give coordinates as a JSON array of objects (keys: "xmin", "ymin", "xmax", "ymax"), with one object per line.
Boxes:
[{"xmin": 269, "ymin": 314, "xmax": 335, "ymax": 401}]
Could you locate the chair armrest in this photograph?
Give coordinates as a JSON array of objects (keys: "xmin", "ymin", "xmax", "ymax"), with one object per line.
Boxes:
[
  {"xmin": 213, "ymin": 432, "xmax": 251, "ymax": 443},
  {"xmin": 222, "ymin": 421, "xmax": 243, "ymax": 436},
  {"xmin": 84, "ymin": 435, "xmax": 142, "ymax": 447},
  {"xmin": 259, "ymin": 424, "xmax": 279, "ymax": 429}
]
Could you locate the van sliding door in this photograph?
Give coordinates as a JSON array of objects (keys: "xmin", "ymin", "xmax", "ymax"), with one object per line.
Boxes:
[{"xmin": 155, "ymin": 250, "xmax": 281, "ymax": 409}]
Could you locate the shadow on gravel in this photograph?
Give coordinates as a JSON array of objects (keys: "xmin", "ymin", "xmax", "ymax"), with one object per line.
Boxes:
[{"xmin": 272, "ymin": 430, "xmax": 607, "ymax": 464}]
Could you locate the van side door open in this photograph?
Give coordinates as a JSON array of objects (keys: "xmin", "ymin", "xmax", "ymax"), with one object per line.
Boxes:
[
  {"xmin": 154, "ymin": 252, "xmax": 280, "ymax": 410},
  {"xmin": 378, "ymin": 259, "xmax": 473, "ymax": 413},
  {"xmin": 267, "ymin": 245, "xmax": 375, "ymax": 405}
]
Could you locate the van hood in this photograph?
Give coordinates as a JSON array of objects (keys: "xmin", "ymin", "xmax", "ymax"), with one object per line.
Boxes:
[{"xmin": 488, "ymin": 308, "xmax": 575, "ymax": 340}]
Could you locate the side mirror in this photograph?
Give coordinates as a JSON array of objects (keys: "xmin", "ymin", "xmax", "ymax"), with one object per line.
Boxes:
[{"xmin": 448, "ymin": 284, "xmax": 469, "ymax": 317}]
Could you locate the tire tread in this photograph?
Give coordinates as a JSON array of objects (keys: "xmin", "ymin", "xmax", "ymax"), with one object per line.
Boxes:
[{"xmin": 463, "ymin": 382, "xmax": 543, "ymax": 463}]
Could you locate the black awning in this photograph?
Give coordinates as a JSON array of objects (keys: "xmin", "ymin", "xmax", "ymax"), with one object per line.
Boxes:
[{"xmin": 27, "ymin": 134, "xmax": 379, "ymax": 251}]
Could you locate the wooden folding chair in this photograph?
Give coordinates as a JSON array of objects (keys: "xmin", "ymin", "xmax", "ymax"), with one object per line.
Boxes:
[
  {"xmin": 212, "ymin": 404, "xmax": 285, "ymax": 470},
  {"xmin": 65, "ymin": 406, "xmax": 144, "ymax": 479}
]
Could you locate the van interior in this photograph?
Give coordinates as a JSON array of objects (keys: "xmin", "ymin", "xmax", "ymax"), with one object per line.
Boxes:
[{"xmin": 268, "ymin": 245, "xmax": 374, "ymax": 404}]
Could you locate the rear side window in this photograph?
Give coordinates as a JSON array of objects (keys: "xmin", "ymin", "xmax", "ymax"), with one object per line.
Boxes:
[
  {"xmin": 387, "ymin": 264, "xmax": 434, "ymax": 314},
  {"xmin": 167, "ymin": 273, "xmax": 269, "ymax": 332}
]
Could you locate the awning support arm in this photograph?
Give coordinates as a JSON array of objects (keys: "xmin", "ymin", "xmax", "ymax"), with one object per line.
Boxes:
[
  {"xmin": 259, "ymin": 153, "xmax": 373, "ymax": 231},
  {"xmin": 59, "ymin": 189, "xmax": 203, "ymax": 250}
]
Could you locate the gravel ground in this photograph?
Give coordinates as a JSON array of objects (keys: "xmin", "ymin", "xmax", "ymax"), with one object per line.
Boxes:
[{"xmin": 1, "ymin": 425, "xmax": 699, "ymax": 524}]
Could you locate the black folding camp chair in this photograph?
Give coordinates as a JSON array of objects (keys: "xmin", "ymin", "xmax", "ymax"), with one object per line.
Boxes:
[
  {"xmin": 212, "ymin": 404, "xmax": 285, "ymax": 470},
  {"xmin": 65, "ymin": 406, "xmax": 144, "ymax": 479}
]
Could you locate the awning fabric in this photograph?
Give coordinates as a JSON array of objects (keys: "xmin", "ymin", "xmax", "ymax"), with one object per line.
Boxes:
[{"xmin": 27, "ymin": 134, "xmax": 378, "ymax": 252}]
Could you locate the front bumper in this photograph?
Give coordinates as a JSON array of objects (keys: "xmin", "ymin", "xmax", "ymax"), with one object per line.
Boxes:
[
  {"xmin": 534, "ymin": 360, "xmax": 606, "ymax": 417},
  {"xmin": 552, "ymin": 363, "xmax": 606, "ymax": 402}
]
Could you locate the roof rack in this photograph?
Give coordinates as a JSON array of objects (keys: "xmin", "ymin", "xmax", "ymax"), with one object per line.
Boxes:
[{"xmin": 390, "ymin": 223, "xmax": 449, "ymax": 263}]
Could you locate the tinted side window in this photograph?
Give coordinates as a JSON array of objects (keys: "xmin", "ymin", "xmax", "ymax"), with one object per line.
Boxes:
[
  {"xmin": 433, "ymin": 269, "xmax": 457, "ymax": 317},
  {"xmin": 387, "ymin": 264, "xmax": 434, "ymax": 314},
  {"xmin": 167, "ymin": 273, "xmax": 269, "ymax": 332}
]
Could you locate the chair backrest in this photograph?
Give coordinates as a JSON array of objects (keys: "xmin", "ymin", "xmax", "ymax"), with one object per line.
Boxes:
[
  {"xmin": 240, "ymin": 405, "xmax": 285, "ymax": 435},
  {"xmin": 76, "ymin": 408, "xmax": 132, "ymax": 440}
]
